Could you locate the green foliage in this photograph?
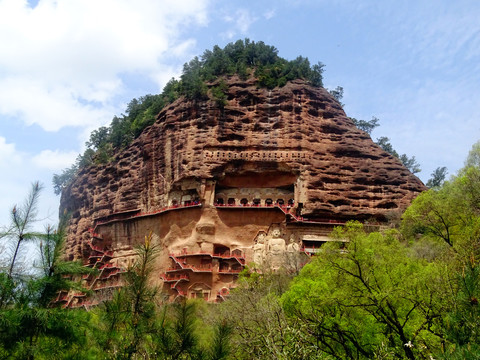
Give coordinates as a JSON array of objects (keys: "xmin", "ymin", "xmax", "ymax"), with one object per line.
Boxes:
[
  {"xmin": 399, "ymin": 154, "xmax": 421, "ymax": 174},
  {"xmin": 402, "ymin": 187, "xmax": 458, "ymax": 247},
  {"xmin": 254, "ymin": 55, "xmax": 324, "ymax": 89},
  {"xmin": 52, "ymin": 164, "xmax": 78, "ymax": 195},
  {"xmin": 400, "ymin": 152, "xmax": 480, "ymax": 358},
  {"xmin": 93, "ymin": 233, "xmax": 231, "ymax": 360},
  {"xmin": 215, "ymin": 268, "xmax": 325, "ymax": 360},
  {"xmin": 210, "ymin": 79, "xmax": 228, "ymax": 109},
  {"xmin": 401, "ymin": 165, "xmax": 480, "ymax": 248},
  {"xmin": 0, "ymin": 306, "xmax": 91, "ymax": 359},
  {"xmin": 35, "ymin": 223, "xmax": 95, "ymax": 307},
  {"xmin": 152, "ymin": 299, "xmax": 203, "ymax": 359},
  {"xmin": 208, "ymin": 321, "xmax": 232, "ymax": 360},
  {"xmin": 464, "ymin": 140, "xmax": 480, "ymax": 169},
  {"xmin": 350, "ymin": 116, "xmax": 380, "ymax": 135},
  {"xmin": 282, "ymin": 222, "xmax": 446, "ymax": 359},
  {"xmin": 96, "ymin": 233, "xmax": 160, "ymax": 358},
  {"xmin": 329, "ymin": 85, "xmax": 344, "ymax": 106},
  {"xmin": 376, "ymin": 136, "xmax": 399, "ymax": 157},
  {"xmin": 0, "ymin": 184, "xmax": 95, "ymax": 359},
  {"xmin": 376, "ymin": 136, "xmax": 421, "ymax": 174},
  {"xmin": 0, "ymin": 181, "xmax": 44, "ymax": 279},
  {"xmin": 426, "ymin": 166, "xmax": 448, "ymax": 188},
  {"xmin": 442, "ymin": 255, "xmax": 480, "ymax": 355}
]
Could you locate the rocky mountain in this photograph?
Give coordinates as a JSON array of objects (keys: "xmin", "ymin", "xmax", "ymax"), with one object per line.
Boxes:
[{"xmin": 58, "ymin": 75, "xmax": 425, "ymax": 306}]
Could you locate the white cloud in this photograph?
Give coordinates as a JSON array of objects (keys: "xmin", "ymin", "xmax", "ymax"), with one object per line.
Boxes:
[
  {"xmin": 0, "ymin": 141, "xmax": 77, "ymax": 228},
  {"xmin": 0, "ymin": 0, "xmax": 210, "ymax": 132},
  {"xmin": 221, "ymin": 8, "xmax": 257, "ymax": 39},
  {"xmin": 32, "ymin": 149, "xmax": 78, "ymax": 171},
  {"xmin": 0, "ymin": 77, "xmax": 115, "ymax": 131},
  {"xmin": 235, "ymin": 9, "xmax": 256, "ymax": 33},
  {"xmin": 0, "ymin": 136, "xmax": 21, "ymax": 167},
  {"xmin": 264, "ymin": 8, "xmax": 276, "ymax": 20}
]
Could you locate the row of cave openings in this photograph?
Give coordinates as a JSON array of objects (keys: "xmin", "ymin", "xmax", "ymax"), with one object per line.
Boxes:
[
  {"xmin": 214, "ymin": 197, "xmax": 295, "ymax": 207},
  {"xmin": 170, "ymin": 189, "xmax": 201, "ymax": 207}
]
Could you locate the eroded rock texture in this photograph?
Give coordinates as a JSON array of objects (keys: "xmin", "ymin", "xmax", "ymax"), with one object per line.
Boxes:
[{"xmin": 59, "ymin": 77, "xmax": 425, "ymax": 305}]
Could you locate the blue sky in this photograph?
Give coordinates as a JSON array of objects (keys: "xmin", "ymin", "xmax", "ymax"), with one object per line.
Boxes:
[{"xmin": 0, "ymin": 0, "xmax": 479, "ymax": 230}]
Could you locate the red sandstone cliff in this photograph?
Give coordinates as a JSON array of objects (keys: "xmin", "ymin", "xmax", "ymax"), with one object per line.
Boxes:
[{"xmin": 60, "ymin": 76, "xmax": 425, "ymax": 262}]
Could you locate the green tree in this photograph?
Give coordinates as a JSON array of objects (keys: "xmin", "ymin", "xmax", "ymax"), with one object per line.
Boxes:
[
  {"xmin": 464, "ymin": 140, "xmax": 480, "ymax": 169},
  {"xmin": 399, "ymin": 154, "xmax": 421, "ymax": 174},
  {"xmin": 440, "ymin": 254, "xmax": 480, "ymax": 359},
  {"xmin": 35, "ymin": 221, "xmax": 94, "ymax": 307},
  {"xmin": 351, "ymin": 116, "xmax": 380, "ymax": 135},
  {"xmin": 0, "ymin": 182, "xmax": 44, "ymax": 279},
  {"xmin": 86, "ymin": 126, "xmax": 109, "ymax": 151},
  {"xmin": 309, "ymin": 61, "xmax": 325, "ymax": 87},
  {"xmin": 401, "ymin": 185, "xmax": 460, "ymax": 247},
  {"xmin": 214, "ymin": 267, "xmax": 324, "ymax": 360},
  {"xmin": 376, "ymin": 136, "xmax": 399, "ymax": 157},
  {"xmin": 329, "ymin": 86, "xmax": 344, "ymax": 106},
  {"xmin": 401, "ymin": 150, "xmax": 480, "ymax": 358},
  {"xmin": 210, "ymin": 79, "xmax": 228, "ymax": 109},
  {"xmin": 376, "ymin": 137, "xmax": 421, "ymax": 174},
  {"xmin": 108, "ymin": 115, "xmax": 133, "ymax": 149},
  {"xmin": 208, "ymin": 321, "xmax": 232, "ymax": 360},
  {"xmin": 426, "ymin": 166, "xmax": 448, "ymax": 188},
  {"xmin": 0, "ymin": 195, "xmax": 94, "ymax": 359},
  {"xmin": 282, "ymin": 222, "xmax": 446, "ymax": 360},
  {"xmin": 52, "ymin": 164, "xmax": 78, "ymax": 195},
  {"xmin": 97, "ymin": 233, "xmax": 160, "ymax": 359},
  {"xmin": 401, "ymin": 163, "xmax": 480, "ymax": 249},
  {"xmin": 153, "ymin": 299, "xmax": 202, "ymax": 360}
]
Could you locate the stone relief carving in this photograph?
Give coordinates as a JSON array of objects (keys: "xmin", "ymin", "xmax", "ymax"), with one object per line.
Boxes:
[
  {"xmin": 286, "ymin": 234, "xmax": 300, "ymax": 252},
  {"xmin": 252, "ymin": 232, "xmax": 266, "ymax": 266},
  {"xmin": 267, "ymin": 228, "xmax": 286, "ymax": 269},
  {"xmin": 286, "ymin": 234, "xmax": 302, "ymax": 271}
]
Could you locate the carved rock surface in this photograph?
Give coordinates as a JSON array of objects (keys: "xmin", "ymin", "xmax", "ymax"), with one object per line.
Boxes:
[{"xmin": 60, "ymin": 77, "xmax": 425, "ymax": 303}]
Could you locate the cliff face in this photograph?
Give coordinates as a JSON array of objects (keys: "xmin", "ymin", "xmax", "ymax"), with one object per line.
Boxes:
[{"xmin": 59, "ymin": 76, "xmax": 425, "ymax": 304}]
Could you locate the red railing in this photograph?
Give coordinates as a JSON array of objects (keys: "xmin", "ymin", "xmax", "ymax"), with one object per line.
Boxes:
[
  {"xmin": 215, "ymin": 203, "xmax": 348, "ymax": 225},
  {"xmin": 93, "ymin": 201, "xmax": 348, "ymax": 232},
  {"xmin": 161, "ymin": 274, "xmax": 189, "ymax": 282},
  {"xmin": 169, "ymin": 250, "xmax": 246, "ymax": 265},
  {"xmin": 99, "ymin": 268, "xmax": 123, "ymax": 280},
  {"xmin": 55, "ymin": 293, "xmax": 69, "ymax": 302},
  {"xmin": 98, "ymin": 263, "xmax": 118, "ymax": 270},
  {"xmin": 300, "ymin": 246, "xmax": 322, "ymax": 255},
  {"xmin": 218, "ymin": 268, "xmax": 242, "ymax": 274},
  {"xmin": 92, "ymin": 281, "xmax": 122, "ymax": 291},
  {"xmin": 95, "ymin": 203, "xmax": 202, "ymax": 227},
  {"xmin": 71, "ymin": 292, "xmax": 86, "ymax": 297},
  {"xmin": 214, "ymin": 203, "xmax": 292, "ymax": 209},
  {"xmin": 86, "ymin": 241, "xmax": 114, "ymax": 258},
  {"xmin": 87, "ymin": 229, "xmax": 103, "ymax": 239},
  {"xmin": 166, "ymin": 259, "xmax": 214, "ymax": 273}
]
